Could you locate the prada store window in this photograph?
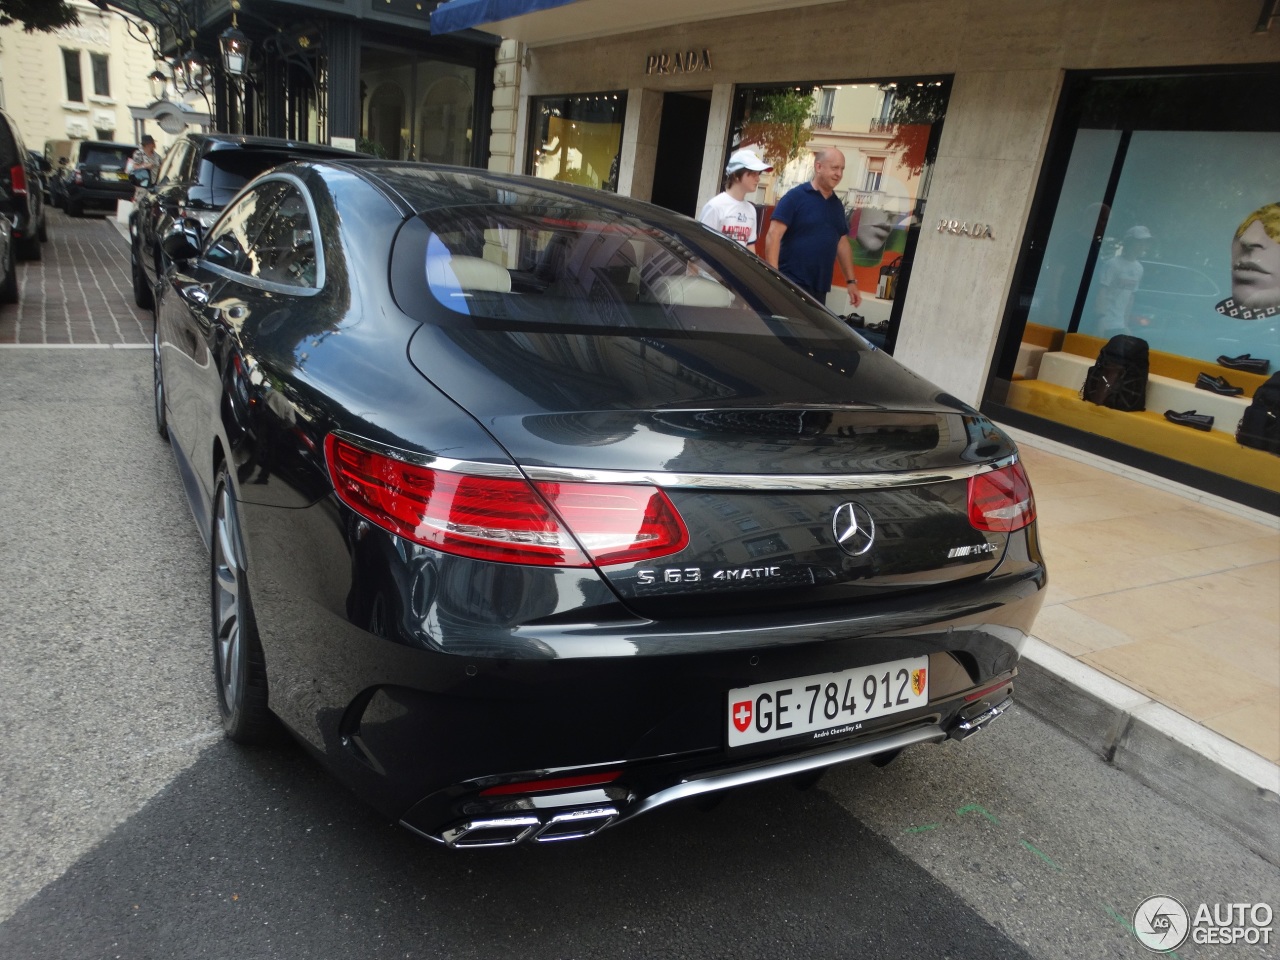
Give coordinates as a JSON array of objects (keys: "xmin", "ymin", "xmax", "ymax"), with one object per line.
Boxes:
[
  {"xmin": 990, "ymin": 68, "xmax": 1280, "ymax": 507},
  {"xmin": 527, "ymin": 92, "xmax": 627, "ymax": 192}
]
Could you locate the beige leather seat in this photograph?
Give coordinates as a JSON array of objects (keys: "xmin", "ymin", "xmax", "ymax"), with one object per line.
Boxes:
[
  {"xmin": 428, "ymin": 255, "xmax": 512, "ymax": 294},
  {"xmin": 649, "ymin": 275, "xmax": 735, "ymax": 307}
]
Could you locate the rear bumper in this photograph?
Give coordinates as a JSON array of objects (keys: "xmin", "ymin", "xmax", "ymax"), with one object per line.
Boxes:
[
  {"xmin": 67, "ymin": 184, "xmax": 131, "ymax": 207},
  {"xmin": 405, "ymin": 693, "xmax": 1016, "ymax": 847},
  {"xmin": 244, "ymin": 499, "xmax": 1045, "ymax": 840}
]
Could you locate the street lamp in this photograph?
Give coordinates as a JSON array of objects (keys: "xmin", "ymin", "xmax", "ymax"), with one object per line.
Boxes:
[
  {"xmin": 148, "ymin": 68, "xmax": 168, "ymax": 101},
  {"xmin": 219, "ymin": 2, "xmax": 251, "ymax": 77}
]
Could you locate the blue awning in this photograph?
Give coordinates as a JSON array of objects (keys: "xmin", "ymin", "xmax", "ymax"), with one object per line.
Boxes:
[{"xmin": 430, "ymin": 0, "xmax": 582, "ymax": 35}]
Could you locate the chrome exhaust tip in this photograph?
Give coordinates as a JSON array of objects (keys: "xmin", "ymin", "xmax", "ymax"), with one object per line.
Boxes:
[
  {"xmin": 430, "ymin": 807, "xmax": 620, "ymax": 848},
  {"xmin": 952, "ymin": 697, "xmax": 1013, "ymax": 740},
  {"xmin": 439, "ymin": 816, "xmax": 541, "ymax": 848}
]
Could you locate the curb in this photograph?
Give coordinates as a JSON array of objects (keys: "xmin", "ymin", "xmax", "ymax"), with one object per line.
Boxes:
[{"xmin": 1017, "ymin": 637, "xmax": 1280, "ymax": 866}]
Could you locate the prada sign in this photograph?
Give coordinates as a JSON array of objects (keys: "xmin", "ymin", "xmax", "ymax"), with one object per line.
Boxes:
[
  {"xmin": 645, "ymin": 50, "xmax": 713, "ymax": 75},
  {"xmin": 937, "ymin": 219, "xmax": 995, "ymax": 239}
]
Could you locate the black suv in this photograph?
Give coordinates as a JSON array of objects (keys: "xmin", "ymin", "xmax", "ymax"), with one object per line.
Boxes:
[
  {"xmin": 0, "ymin": 108, "xmax": 48, "ymax": 260},
  {"xmin": 130, "ymin": 133, "xmax": 365, "ymax": 308},
  {"xmin": 63, "ymin": 140, "xmax": 136, "ymax": 217}
]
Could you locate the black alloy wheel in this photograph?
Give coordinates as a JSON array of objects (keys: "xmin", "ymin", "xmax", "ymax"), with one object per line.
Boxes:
[
  {"xmin": 152, "ymin": 320, "xmax": 168, "ymax": 439},
  {"xmin": 211, "ymin": 466, "xmax": 272, "ymax": 743}
]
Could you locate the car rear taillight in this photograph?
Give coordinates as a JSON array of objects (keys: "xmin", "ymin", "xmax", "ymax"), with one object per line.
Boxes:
[
  {"xmin": 73, "ymin": 169, "xmax": 83, "ymax": 184},
  {"xmin": 324, "ymin": 434, "xmax": 688, "ymax": 567},
  {"xmin": 967, "ymin": 461, "xmax": 1036, "ymax": 532},
  {"xmin": 9, "ymin": 164, "xmax": 26, "ymax": 195}
]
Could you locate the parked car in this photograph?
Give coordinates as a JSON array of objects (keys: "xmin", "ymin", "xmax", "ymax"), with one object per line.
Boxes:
[
  {"xmin": 28, "ymin": 150, "xmax": 55, "ymax": 206},
  {"xmin": 154, "ymin": 160, "xmax": 1046, "ymax": 848},
  {"xmin": 62, "ymin": 140, "xmax": 136, "ymax": 218},
  {"xmin": 0, "ymin": 213, "xmax": 17, "ymax": 304},
  {"xmin": 130, "ymin": 133, "xmax": 365, "ymax": 310},
  {"xmin": 0, "ymin": 109, "xmax": 48, "ymax": 260},
  {"xmin": 43, "ymin": 138, "xmax": 74, "ymax": 209}
]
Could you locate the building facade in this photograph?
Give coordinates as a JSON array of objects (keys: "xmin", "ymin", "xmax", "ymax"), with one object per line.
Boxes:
[
  {"xmin": 0, "ymin": 1, "xmax": 160, "ymax": 159},
  {"xmin": 104, "ymin": 1, "xmax": 499, "ymax": 165},
  {"xmin": 438, "ymin": 0, "xmax": 1280, "ymax": 512}
]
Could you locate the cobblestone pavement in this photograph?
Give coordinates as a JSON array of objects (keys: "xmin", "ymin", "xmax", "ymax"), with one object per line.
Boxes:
[{"xmin": 0, "ymin": 208, "xmax": 149, "ymax": 345}]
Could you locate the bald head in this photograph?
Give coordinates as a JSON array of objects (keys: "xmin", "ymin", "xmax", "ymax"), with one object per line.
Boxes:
[{"xmin": 811, "ymin": 147, "xmax": 846, "ymax": 197}]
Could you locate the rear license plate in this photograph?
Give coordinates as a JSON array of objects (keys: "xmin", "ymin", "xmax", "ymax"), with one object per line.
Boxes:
[
  {"xmin": 113, "ymin": 171, "xmax": 128, "ymax": 180},
  {"xmin": 728, "ymin": 656, "xmax": 928, "ymax": 747}
]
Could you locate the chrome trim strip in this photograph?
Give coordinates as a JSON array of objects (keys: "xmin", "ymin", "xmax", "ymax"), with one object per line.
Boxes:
[
  {"xmin": 521, "ymin": 455, "xmax": 1017, "ymax": 491},
  {"xmin": 333, "ymin": 430, "xmax": 1017, "ymax": 491},
  {"xmin": 618, "ymin": 724, "xmax": 945, "ymax": 825}
]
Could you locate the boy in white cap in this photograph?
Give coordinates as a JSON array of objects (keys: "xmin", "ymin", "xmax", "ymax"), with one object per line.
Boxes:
[{"xmin": 698, "ymin": 148, "xmax": 772, "ymax": 248}]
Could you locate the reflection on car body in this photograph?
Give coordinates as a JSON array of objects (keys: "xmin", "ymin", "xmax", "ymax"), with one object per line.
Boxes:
[{"xmin": 153, "ymin": 160, "xmax": 1046, "ymax": 848}]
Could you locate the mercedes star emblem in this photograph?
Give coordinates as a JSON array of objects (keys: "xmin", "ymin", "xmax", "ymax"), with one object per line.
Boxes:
[{"xmin": 832, "ymin": 501, "xmax": 876, "ymax": 556}]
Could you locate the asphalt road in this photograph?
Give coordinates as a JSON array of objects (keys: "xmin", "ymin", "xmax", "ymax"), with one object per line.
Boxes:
[{"xmin": 1, "ymin": 349, "xmax": 1275, "ymax": 960}]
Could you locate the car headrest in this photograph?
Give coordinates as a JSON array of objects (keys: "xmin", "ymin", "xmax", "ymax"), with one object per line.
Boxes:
[
  {"xmin": 650, "ymin": 276, "xmax": 736, "ymax": 307},
  {"xmin": 428, "ymin": 255, "xmax": 512, "ymax": 294}
]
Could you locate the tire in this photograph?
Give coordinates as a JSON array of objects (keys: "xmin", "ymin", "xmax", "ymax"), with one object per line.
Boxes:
[
  {"xmin": 152, "ymin": 320, "xmax": 168, "ymax": 439},
  {"xmin": 211, "ymin": 467, "xmax": 273, "ymax": 744},
  {"xmin": 66, "ymin": 200, "xmax": 82, "ymax": 218},
  {"xmin": 18, "ymin": 234, "xmax": 41, "ymax": 261},
  {"xmin": 133, "ymin": 239, "xmax": 154, "ymax": 309},
  {"xmin": 0, "ymin": 245, "xmax": 17, "ymax": 305},
  {"xmin": 37, "ymin": 214, "xmax": 48, "ymax": 243}
]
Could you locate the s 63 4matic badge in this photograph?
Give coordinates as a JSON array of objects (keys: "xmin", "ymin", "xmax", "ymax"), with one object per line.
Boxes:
[{"xmin": 636, "ymin": 565, "xmax": 784, "ymax": 585}]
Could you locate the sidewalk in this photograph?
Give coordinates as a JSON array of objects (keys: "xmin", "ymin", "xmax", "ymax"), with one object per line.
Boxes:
[{"xmin": 3, "ymin": 209, "xmax": 1277, "ymax": 862}]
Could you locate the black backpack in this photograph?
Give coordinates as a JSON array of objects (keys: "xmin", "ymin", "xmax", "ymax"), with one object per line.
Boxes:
[
  {"xmin": 1237, "ymin": 372, "xmax": 1280, "ymax": 455},
  {"xmin": 1080, "ymin": 335, "xmax": 1149, "ymax": 411}
]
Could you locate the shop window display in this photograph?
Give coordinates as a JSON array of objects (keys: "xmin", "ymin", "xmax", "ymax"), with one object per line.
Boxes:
[
  {"xmin": 527, "ymin": 93, "xmax": 626, "ymax": 192},
  {"xmin": 726, "ymin": 78, "xmax": 949, "ymax": 351},
  {"xmin": 993, "ymin": 69, "xmax": 1280, "ymax": 508}
]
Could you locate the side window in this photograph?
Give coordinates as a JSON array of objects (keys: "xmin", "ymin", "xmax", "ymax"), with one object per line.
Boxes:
[
  {"xmin": 203, "ymin": 181, "xmax": 290, "ymax": 275},
  {"xmin": 157, "ymin": 142, "xmax": 187, "ymax": 185},
  {"xmin": 245, "ymin": 184, "xmax": 321, "ymax": 288}
]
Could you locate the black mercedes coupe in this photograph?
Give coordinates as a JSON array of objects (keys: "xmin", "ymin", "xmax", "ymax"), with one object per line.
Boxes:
[{"xmin": 153, "ymin": 160, "xmax": 1046, "ymax": 848}]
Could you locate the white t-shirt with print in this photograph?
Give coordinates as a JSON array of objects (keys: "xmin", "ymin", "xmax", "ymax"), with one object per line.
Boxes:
[{"xmin": 699, "ymin": 193, "xmax": 758, "ymax": 247}]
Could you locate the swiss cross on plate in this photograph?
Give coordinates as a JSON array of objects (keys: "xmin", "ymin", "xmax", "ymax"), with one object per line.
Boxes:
[{"xmin": 731, "ymin": 699, "xmax": 753, "ymax": 732}]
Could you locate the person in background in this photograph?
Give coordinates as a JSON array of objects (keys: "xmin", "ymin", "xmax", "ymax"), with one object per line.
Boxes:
[
  {"xmin": 1093, "ymin": 224, "xmax": 1151, "ymax": 337},
  {"xmin": 127, "ymin": 135, "xmax": 162, "ymax": 181},
  {"xmin": 764, "ymin": 147, "xmax": 861, "ymax": 307},
  {"xmin": 699, "ymin": 148, "xmax": 772, "ymax": 248}
]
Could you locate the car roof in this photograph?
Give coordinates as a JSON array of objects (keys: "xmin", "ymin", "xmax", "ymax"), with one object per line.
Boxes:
[
  {"xmin": 305, "ymin": 159, "xmax": 687, "ymax": 225},
  {"xmin": 188, "ymin": 133, "xmax": 367, "ymax": 158},
  {"xmin": 79, "ymin": 141, "xmax": 136, "ymax": 150}
]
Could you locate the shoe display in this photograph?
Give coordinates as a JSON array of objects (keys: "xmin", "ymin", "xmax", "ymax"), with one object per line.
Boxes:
[
  {"xmin": 1195, "ymin": 373, "xmax": 1244, "ymax": 396},
  {"xmin": 1216, "ymin": 353, "xmax": 1270, "ymax": 374},
  {"xmin": 1164, "ymin": 409, "xmax": 1215, "ymax": 431}
]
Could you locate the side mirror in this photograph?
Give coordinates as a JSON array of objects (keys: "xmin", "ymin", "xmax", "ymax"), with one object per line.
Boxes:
[
  {"xmin": 160, "ymin": 218, "xmax": 202, "ymax": 264},
  {"xmin": 130, "ymin": 168, "xmax": 152, "ymax": 188}
]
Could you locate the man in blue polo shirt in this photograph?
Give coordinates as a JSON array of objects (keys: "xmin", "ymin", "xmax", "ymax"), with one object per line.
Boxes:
[{"xmin": 764, "ymin": 147, "xmax": 861, "ymax": 308}]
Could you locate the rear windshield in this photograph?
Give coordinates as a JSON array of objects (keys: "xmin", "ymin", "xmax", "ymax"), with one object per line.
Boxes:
[
  {"xmin": 81, "ymin": 146, "xmax": 132, "ymax": 168},
  {"xmin": 188, "ymin": 150, "xmax": 299, "ymax": 208},
  {"xmin": 391, "ymin": 205, "xmax": 855, "ymax": 342}
]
